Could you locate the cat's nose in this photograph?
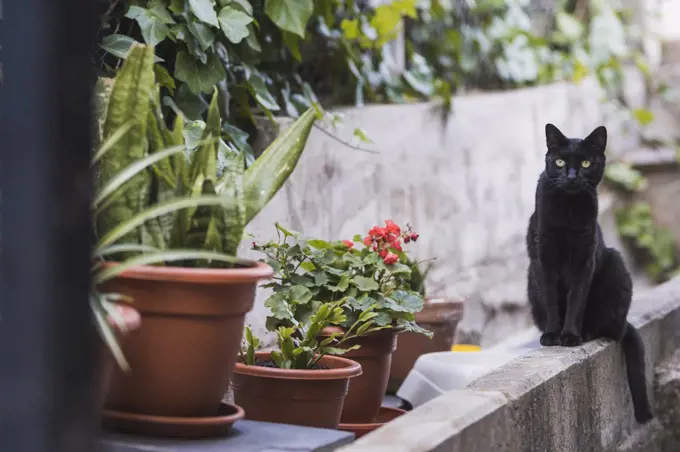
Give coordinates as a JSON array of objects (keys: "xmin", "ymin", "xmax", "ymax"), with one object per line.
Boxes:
[{"xmin": 567, "ymin": 168, "xmax": 577, "ymax": 180}]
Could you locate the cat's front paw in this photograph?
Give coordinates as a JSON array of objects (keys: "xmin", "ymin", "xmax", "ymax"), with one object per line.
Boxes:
[
  {"xmin": 540, "ymin": 332, "xmax": 560, "ymax": 346},
  {"xmin": 559, "ymin": 332, "xmax": 582, "ymax": 347}
]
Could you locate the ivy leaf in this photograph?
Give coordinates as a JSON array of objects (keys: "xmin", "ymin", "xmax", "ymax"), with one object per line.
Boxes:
[
  {"xmin": 353, "ymin": 128, "xmax": 373, "ymax": 143},
  {"xmin": 189, "ymin": 0, "xmax": 219, "ymax": 27},
  {"xmin": 632, "ymin": 108, "xmax": 655, "ymax": 126},
  {"xmin": 218, "ymin": 6, "xmax": 253, "ymax": 43},
  {"xmin": 246, "ymin": 25, "xmax": 262, "ymax": 52},
  {"xmin": 187, "ymin": 21, "xmax": 216, "ymax": 51},
  {"xmin": 126, "ymin": 5, "xmax": 173, "ymax": 47},
  {"xmin": 100, "ymin": 35, "xmax": 164, "ymax": 63},
  {"xmin": 170, "ymin": 84, "xmax": 209, "ymax": 120},
  {"xmin": 247, "ymin": 72, "xmax": 281, "ymax": 111},
  {"xmin": 174, "ymin": 51, "xmax": 226, "ymax": 94},
  {"xmin": 154, "ymin": 64, "xmax": 176, "ymax": 94},
  {"xmin": 341, "ymin": 19, "xmax": 359, "ymax": 39},
  {"xmin": 352, "ymin": 276, "xmax": 379, "ymax": 291},
  {"xmin": 282, "ymin": 31, "xmax": 302, "ymax": 61},
  {"xmin": 231, "ymin": 0, "xmax": 254, "ymax": 15},
  {"xmin": 264, "ymin": 0, "xmax": 313, "ymax": 38}
]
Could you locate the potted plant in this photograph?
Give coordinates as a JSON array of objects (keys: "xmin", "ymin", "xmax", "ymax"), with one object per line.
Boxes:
[
  {"xmin": 233, "ymin": 302, "xmax": 366, "ymax": 429},
  {"xmin": 91, "ymin": 44, "xmax": 318, "ymax": 436},
  {"xmin": 252, "ymin": 221, "xmax": 431, "ymax": 425},
  {"xmin": 388, "ymin": 260, "xmax": 465, "ymax": 393}
]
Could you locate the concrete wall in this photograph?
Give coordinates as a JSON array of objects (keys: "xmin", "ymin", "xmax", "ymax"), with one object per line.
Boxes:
[
  {"xmin": 240, "ymin": 77, "xmax": 645, "ymax": 346},
  {"xmin": 337, "ymin": 277, "xmax": 680, "ymax": 452}
]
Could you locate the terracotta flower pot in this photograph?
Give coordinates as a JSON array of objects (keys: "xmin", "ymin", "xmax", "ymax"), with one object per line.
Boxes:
[
  {"xmin": 320, "ymin": 327, "xmax": 398, "ymax": 424},
  {"xmin": 388, "ymin": 299, "xmax": 464, "ymax": 392},
  {"xmin": 232, "ymin": 351, "xmax": 362, "ymax": 429},
  {"xmin": 96, "ymin": 303, "xmax": 142, "ymax": 411},
  {"xmin": 101, "ymin": 262, "xmax": 272, "ymax": 418}
]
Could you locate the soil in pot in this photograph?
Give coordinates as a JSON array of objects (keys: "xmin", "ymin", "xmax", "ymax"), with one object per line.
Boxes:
[
  {"xmin": 320, "ymin": 327, "xmax": 398, "ymax": 424},
  {"xmin": 338, "ymin": 406, "xmax": 406, "ymax": 439},
  {"xmin": 232, "ymin": 351, "xmax": 362, "ymax": 429},
  {"xmin": 101, "ymin": 262, "xmax": 272, "ymax": 419},
  {"xmin": 388, "ymin": 299, "xmax": 464, "ymax": 393}
]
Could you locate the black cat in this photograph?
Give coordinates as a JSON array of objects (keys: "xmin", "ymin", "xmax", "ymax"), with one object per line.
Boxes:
[{"xmin": 526, "ymin": 123, "xmax": 653, "ymax": 424}]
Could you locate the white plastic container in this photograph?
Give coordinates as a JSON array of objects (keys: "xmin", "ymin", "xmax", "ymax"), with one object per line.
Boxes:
[{"xmin": 396, "ymin": 328, "xmax": 541, "ymax": 407}]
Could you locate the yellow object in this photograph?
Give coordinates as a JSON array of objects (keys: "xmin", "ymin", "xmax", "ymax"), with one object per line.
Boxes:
[{"xmin": 451, "ymin": 344, "xmax": 481, "ymax": 352}]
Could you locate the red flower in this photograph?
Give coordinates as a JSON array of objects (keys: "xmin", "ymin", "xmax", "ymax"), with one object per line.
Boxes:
[
  {"xmin": 385, "ymin": 219, "xmax": 401, "ymax": 235},
  {"xmin": 410, "ymin": 233, "xmax": 419, "ymax": 242},
  {"xmin": 369, "ymin": 226, "xmax": 386, "ymax": 238},
  {"xmin": 251, "ymin": 241, "xmax": 257, "ymax": 248},
  {"xmin": 342, "ymin": 240, "xmax": 354, "ymax": 249},
  {"xmin": 363, "ymin": 236, "xmax": 373, "ymax": 246},
  {"xmin": 379, "ymin": 249, "xmax": 388, "ymax": 258},
  {"xmin": 404, "ymin": 235, "xmax": 411, "ymax": 243},
  {"xmin": 383, "ymin": 252, "xmax": 399, "ymax": 265},
  {"xmin": 391, "ymin": 240, "xmax": 403, "ymax": 252}
]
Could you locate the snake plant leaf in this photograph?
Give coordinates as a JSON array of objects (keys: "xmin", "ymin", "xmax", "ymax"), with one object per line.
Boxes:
[
  {"xmin": 94, "ymin": 249, "xmax": 251, "ymax": 284},
  {"xmin": 93, "ymin": 77, "xmax": 115, "ymax": 150},
  {"xmin": 217, "ymin": 148, "xmax": 246, "ymax": 256},
  {"xmin": 96, "ymin": 44, "xmax": 156, "ymax": 247},
  {"xmin": 94, "ymin": 144, "xmax": 187, "ymax": 210},
  {"xmin": 93, "ymin": 121, "xmax": 134, "ymax": 165},
  {"xmin": 184, "ymin": 180, "xmax": 223, "ymax": 265},
  {"xmin": 94, "ymin": 243, "xmax": 160, "ymax": 258},
  {"xmin": 243, "ymin": 107, "xmax": 317, "ymax": 223},
  {"xmin": 94, "ymin": 195, "xmax": 236, "ymax": 253},
  {"xmin": 91, "ymin": 293, "xmax": 130, "ymax": 371},
  {"xmin": 189, "ymin": 87, "xmax": 220, "ymax": 184}
]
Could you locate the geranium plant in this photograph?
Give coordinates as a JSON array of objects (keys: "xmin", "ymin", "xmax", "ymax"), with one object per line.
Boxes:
[
  {"xmin": 240, "ymin": 302, "xmax": 377, "ymax": 370},
  {"xmin": 252, "ymin": 220, "xmax": 432, "ymax": 338}
]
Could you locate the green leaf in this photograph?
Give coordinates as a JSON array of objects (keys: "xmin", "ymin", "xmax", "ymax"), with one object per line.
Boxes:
[
  {"xmin": 330, "ymin": 274, "xmax": 350, "ymax": 292},
  {"xmin": 313, "ymin": 270, "xmax": 328, "ymax": 286},
  {"xmin": 300, "ymin": 261, "xmax": 316, "ymax": 272},
  {"xmin": 97, "ymin": 45, "xmax": 156, "ymax": 248},
  {"xmin": 94, "ymin": 243, "xmax": 160, "ymax": 258},
  {"xmin": 340, "ymin": 19, "xmax": 359, "ymax": 39},
  {"xmin": 95, "ymin": 195, "xmax": 236, "ymax": 252},
  {"xmin": 353, "ymin": 128, "xmax": 373, "ymax": 143},
  {"xmin": 126, "ymin": 5, "xmax": 173, "ymax": 47},
  {"xmin": 352, "ymin": 276, "xmax": 379, "ymax": 291},
  {"xmin": 632, "ymin": 108, "xmax": 655, "ymax": 126},
  {"xmin": 247, "ymin": 72, "xmax": 280, "ymax": 111},
  {"xmin": 275, "ymin": 222, "xmax": 296, "ymax": 237},
  {"xmin": 174, "ymin": 51, "xmax": 226, "ymax": 94},
  {"xmin": 94, "ymin": 143, "xmax": 189, "ymax": 209},
  {"xmin": 154, "ymin": 64, "xmax": 176, "ymax": 93},
  {"xmin": 94, "ymin": 250, "xmax": 248, "ymax": 284},
  {"xmin": 187, "ymin": 21, "xmax": 216, "ymax": 51},
  {"xmin": 92, "ymin": 121, "xmax": 134, "ymax": 165},
  {"xmin": 243, "ymin": 108, "xmax": 317, "ymax": 222},
  {"xmin": 264, "ymin": 0, "xmax": 313, "ymax": 38},
  {"xmin": 218, "ymin": 5, "xmax": 253, "ymax": 43},
  {"xmin": 290, "ymin": 285, "xmax": 313, "ymax": 304},
  {"xmin": 189, "ymin": 0, "xmax": 219, "ymax": 27},
  {"xmin": 556, "ymin": 12, "xmax": 583, "ymax": 41},
  {"xmin": 282, "ymin": 31, "xmax": 302, "ymax": 61},
  {"xmin": 307, "ymin": 239, "xmax": 332, "ymax": 249}
]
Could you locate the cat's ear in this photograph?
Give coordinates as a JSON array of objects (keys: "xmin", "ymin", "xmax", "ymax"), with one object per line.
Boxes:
[
  {"xmin": 583, "ymin": 125, "xmax": 607, "ymax": 154},
  {"xmin": 545, "ymin": 123, "xmax": 568, "ymax": 151}
]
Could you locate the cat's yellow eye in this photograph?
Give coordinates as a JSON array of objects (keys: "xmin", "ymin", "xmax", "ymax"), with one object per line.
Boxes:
[
  {"xmin": 581, "ymin": 160, "xmax": 591, "ymax": 168},
  {"xmin": 555, "ymin": 159, "xmax": 566, "ymax": 168}
]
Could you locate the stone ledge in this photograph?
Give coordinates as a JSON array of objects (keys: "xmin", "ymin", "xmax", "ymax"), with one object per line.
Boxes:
[{"xmin": 338, "ymin": 277, "xmax": 680, "ymax": 452}]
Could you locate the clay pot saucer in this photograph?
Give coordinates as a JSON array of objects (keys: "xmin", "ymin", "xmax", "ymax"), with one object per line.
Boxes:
[
  {"xmin": 102, "ymin": 402, "xmax": 244, "ymax": 438},
  {"xmin": 338, "ymin": 406, "xmax": 406, "ymax": 439}
]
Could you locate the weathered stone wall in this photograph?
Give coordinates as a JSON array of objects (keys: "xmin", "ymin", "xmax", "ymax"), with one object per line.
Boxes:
[
  {"xmin": 337, "ymin": 277, "xmax": 680, "ymax": 452},
  {"xmin": 241, "ymin": 77, "xmax": 645, "ymax": 346}
]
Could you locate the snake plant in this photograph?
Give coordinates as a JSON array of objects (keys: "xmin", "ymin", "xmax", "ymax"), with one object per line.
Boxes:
[{"xmin": 91, "ymin": 43, "xmax": 318, "ymax": 368}]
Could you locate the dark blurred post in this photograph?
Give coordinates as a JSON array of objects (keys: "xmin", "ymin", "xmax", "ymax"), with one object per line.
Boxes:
[{"xmin": 0, "ymin": 0, "xmax": 99, "ymax": 451}]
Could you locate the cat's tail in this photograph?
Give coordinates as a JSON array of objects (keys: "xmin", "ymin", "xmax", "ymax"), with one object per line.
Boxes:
[{"xmin": 622, "ymin": 322, "xmax": 653, "ymax": 423}]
